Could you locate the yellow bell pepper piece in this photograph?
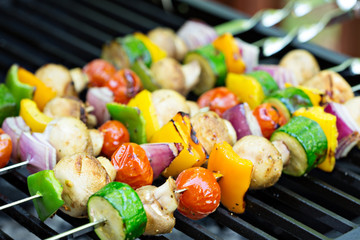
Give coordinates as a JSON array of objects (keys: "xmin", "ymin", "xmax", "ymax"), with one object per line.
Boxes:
[
  {"xmin": 20, "ymin": 99, "xmax": 53, "ymax": 132},
  {"xmin": 128, "ymin": 90, "xmax": 160, "ymax": 141},
  {"xmin": 293, "ymin": 107, "xmax": 338, "ymax": 172},
  {"xmin": 18, "ymin": 67, "xmax": 56, "ymax": 111},
  {"xmin": 285, "ymin": 83, "xmax": 323, "ymax": 106},
  {"xmin": 208, "ymin": 141, "xmax": 253, "ymax": 214},
  {"xmin": 226, "ymin": 73, "xmax": 265, "ymax": 109},
  {"xmin": 212, "ymin": 33, "xmax": 246, "ymax": 74},
  {"xmin": 134, "ymin": 32, "xmax": 167, "ymax": 63},
  {"xmin": 150, "ymin": 112, "xmax": 207, "ymax": 177}
]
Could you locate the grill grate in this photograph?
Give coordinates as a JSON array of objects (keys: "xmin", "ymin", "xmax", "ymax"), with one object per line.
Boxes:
[{"xmin": 1, "ymin": 0, "xmax": 360, "ymax": 239}]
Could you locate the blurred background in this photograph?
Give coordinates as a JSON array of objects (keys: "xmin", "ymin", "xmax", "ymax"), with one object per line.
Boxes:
[{"xmin": 213, "ymin": 0, "xmax": 360, "ymax": 57}]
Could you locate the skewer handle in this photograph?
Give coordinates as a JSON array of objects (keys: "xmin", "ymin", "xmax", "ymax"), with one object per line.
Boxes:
[
  {"xmin": 0, "ymin": 194, "xmax": 41, "ymax": 211},
  {"xmin": 45, "ymin": 220, "xmax": 106, "ymax": 240}
]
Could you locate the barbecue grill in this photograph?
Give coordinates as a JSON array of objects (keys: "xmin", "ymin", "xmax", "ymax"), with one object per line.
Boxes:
[{"xmin": 1, "ymin": 0, "xmax": 360, "ymax": 239}]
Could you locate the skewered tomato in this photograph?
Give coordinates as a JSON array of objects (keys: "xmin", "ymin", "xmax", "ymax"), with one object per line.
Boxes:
[
  {"xmin": 111, "ymin": 143, "xmax": 153, "ymax": 189},
  {"xmin": 105, "ymin": 69, "xmax": 143, "ymax": 104},
  {"xmin": 0, "ymin": 128, "xmax": 12, "ymax": 168},
  {"xmin": 175, "ymin": 167, "xmax": 220, "ymax": 220},
  {"xmin": 83, "ymin": 59, "xmax": 116, "ymax": 87},
  {"xmin": 197, "ymin": 87, "xmax": 239, "ymax": 117},
  {"xmin": 253, "ymin": 103, "xmax": 287, "ymax": 138},
  {"xmin": 99, "ymin": 120, "xmax": 130, "ymax": 158}
]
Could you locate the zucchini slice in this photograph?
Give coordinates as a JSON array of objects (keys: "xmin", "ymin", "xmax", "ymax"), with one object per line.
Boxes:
[
  {"xmin": 263, "ymin": 97, "xmax": 291, "ymax": 123},
  {"xmin": 247, "ymin": 70, "xmax": 279, "ymax": 96},
  {"xmin": 184, "ymin": 44, "xmax": 227, "ymax": 95},
  {"xmin": 118, "ymin": 35, "xmax": 152, "ymax": 68},
  {"xmin": 131, "ymin": 60, "xmax": 160, "ymax": 92},
  {"xmin": 88, "ymin": 182, "xmax": 147, "ymax": 240},
  {"xmin": 271, "ymin": 116, "xmax": 327, "ymax": 176}
]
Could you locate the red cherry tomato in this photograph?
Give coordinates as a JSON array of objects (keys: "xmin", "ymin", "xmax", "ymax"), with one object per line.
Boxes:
[
  {"xmin": 0, "ymin": 129, "xmax": 12, "ymax": 168},
  {"xmin": 83, "ymin": 59, "xmax": 116, "ymax": 87},
  {"xmin": 105, "ymin": 69, "xmax": 143, "ymax": 104},
  {"xmin": 175, "ymin": 167, "xmax": 221, "ymax": 220},
  {"xmin": 253, "ymin": 103, "xmax": 287, "ymax": 139},
  {"xmin": 197, "ymin": 87, "xmax": 239, "ymax": 117},
  {"xmin": 111, "ymin": 143, "xmax": 153, "ymax": 189},
  {"xmin": 99, "ymin": 120, "xmax": 130, "ymax": 158}
]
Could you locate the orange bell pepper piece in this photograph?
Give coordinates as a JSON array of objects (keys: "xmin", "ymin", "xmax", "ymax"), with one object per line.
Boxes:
[{"xmin": 212, "ymin": 33, "xmax": 246, "ymax": 74}]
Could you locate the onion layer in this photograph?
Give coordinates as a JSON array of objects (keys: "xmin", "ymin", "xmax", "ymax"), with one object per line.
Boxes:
[
  {"xmin": 253, "ymin": 65, "xmax": 297, "ymax": 89},
  {"xmin": 86, "ymin": 87, "xmax": 113, "ymax": 126}
]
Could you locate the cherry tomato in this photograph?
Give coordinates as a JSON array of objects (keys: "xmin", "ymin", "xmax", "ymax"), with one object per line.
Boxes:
[
  {"xmin": 253, "ymin": 103, "xmax": 287, "ymax": 139},
  {"xmin": 111, "ymin": 143, "xmax": 153, "ymax": 189},
  {"xmin": 99, "ymin": 120, "xmax": 130, "ymax": 158},
  {"xmin": 197, "ymin": 87, "xmax": 239, "ymax": 117},
  {"xmin": 83, "ymin": 59, "xmax": 116, "ymax": 87},
  {"xmin": 175, "ymin": 167, "xmax": 221, "ymax": 220},
  {"xmin": 105, "ymin": 69, "xmax": 143, "ymax": 104},
  {"xmin": 0, "ymin": 129, "xmax": 12, "ymax": 168}
]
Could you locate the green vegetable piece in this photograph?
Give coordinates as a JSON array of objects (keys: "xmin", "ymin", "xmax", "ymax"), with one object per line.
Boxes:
[
  {"xmin": 131, "ymin": 60, "xmax": 160, "ymax": 92},
  {"xmin": 247, "ymin": 70, "xmax": 279, "ymax": 96},
  {"xmin": 107, "ymin": 103, "xmax": 147, "ymax": 144},
  {"xmin": 88, "ymin": 182, "xmax": 147, "ymax": 240},
  {"xmin": 271, "ymin": 116, "xmax": 328, "ymax": 176},
  {"xmin": 185, "ymin": 44, "xmax": 227, "ymax": 95},
  {"xmin": 5, "ymin": 64, "xmax": 34, "ymax": 112},
  {"xmin": 0, "ymin": 84, "xmax": 17, "ymax": 125},
  {"xmin": 269, "ymin": 87, "xmax": 312, "ymax": 115},
  {"xmin": 27, "ymin": 170, "xmax": 64, "ymax": 221},
  {"xmin": 118, "ymin": 35, "xmax": 152, "ymax": 68},
  {"xmin": 263, "ymin": 97, "xmax": 291, "ymax": 122}
]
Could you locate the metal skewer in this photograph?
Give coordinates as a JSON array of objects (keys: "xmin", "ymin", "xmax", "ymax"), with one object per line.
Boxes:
[
  {"xmin": 0, "ymin": 194, "xmax": 41, "ymax": 211},
  {"xmin": 0, "ymin": 160, "xmax": 29, "ymax": 175}
]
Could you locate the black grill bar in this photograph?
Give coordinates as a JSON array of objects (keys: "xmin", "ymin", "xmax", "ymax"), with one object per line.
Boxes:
[
  {"xmin": 0, "ymin": 230, "xmax": 13, "ymax": 240},
  {"xmin": 174, "ymin": 211, "xmax": 223, "ymax": 240},
  {"xmin": 211, "ymin": 206, "xmax": 276, "ymax": 240},
  {"xmin": 246, "ymin": 195, "xmax": 329, "ymax": 240},
  {"xmin": 0, "ymin": 196, "xmax": 58, "ymax": 239},
  {"xmin": 263, "ymin": 184, "xmax": 356, "ymax": 233}
]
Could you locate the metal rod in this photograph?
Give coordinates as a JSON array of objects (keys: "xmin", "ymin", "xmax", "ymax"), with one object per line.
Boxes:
[
  {"xmin": 45, "ymin": 219, "xmax": 106, "ymax": 240},
  {"xmin": 0, "ymin": 161, "xmax": 29, "ymax": 175},
  {"xmin": 0, "ymin": 194, "xmax": 41, "ymax": 211},
  {"xmin": 175, "ymin": 188, "xmax": 187, "ymax": 194}
]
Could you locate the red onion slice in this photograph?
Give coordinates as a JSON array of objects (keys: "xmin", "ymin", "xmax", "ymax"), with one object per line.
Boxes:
[
  {"xmin": 19, "ymin": 132, "xmax": 57, "ymax": 174},
  {"xmin": 222, "ymin": 103, "xmax": 262, "ymax": 140},
  {"xmin": 86, "ymin": 87, "xmax": 114, "ymax": 126},
  {"xmin": 235, "ymin": 38, "xmax": 259, "ymax": 73},
  {"xmin": 253, "ymin": 65, "xmax": 298, "ymax": 89},
  {"xmin": 32, "ymin": 132, "xmax": 57, "ymax": 170},
  {"xmin": 177, "ymin": 20, "xmax": 218, "ymax": 50},
  {"xmin": 141, "ymin": 142, "xmax": 183, "ymax": 179},
  {"xmin": 2, "ymin": 116, "xmax": 30, "ymax": 163},
  {"xmin": 324, "ymin": 102, "xmax": 360, "ymax": 158}
]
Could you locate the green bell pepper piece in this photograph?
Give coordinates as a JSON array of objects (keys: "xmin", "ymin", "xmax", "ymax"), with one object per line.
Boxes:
[
  {"xmin": 0, "ymin": 84, "xmax": 17, "ymax": 125},
  {"xmin": 117, "ymin": 35, "xmax": 152, "ymax": 68},
  {"xmin": 5, "ymin": 64, "xmax": 34, "ymax": 112},
  {"xmin": 106, "ymin": 103, "xmax": 147, "ymax": 144},
  {"xmin": 131, "ymin": 60, "xmax": 160, "ymax": 92},
  {"xmin": 27, "ymin": 170, "xmax": 64, "ymax": 221}
]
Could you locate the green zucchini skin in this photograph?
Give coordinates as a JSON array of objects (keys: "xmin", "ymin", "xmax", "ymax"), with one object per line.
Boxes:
[
  {"xmin": 269, "ymin": 87, "xmax": 313, "ymax": 115},
  {"xmin": 271, "ymin": 116, "xmax": 328, "ymax": 176},
  {"xmin": 118, "ymin": 35, "xmax": 152, "ymax": 68},
  {"xmin": 247, "ymin": 71, "xmax": 279, "ymax": 96},
  {"xmin": 131, "ymin": 60, "xmax": 160, "ymax": 92},
  {"xmin": 88, "ymin": 182, "xmax": 147, "ymax": 240},
  {"xmin": 184, "ymin": 44, "xmax": 227, "ymax": 95},
  {"xmin": 263, "ymin": 97, "xmax": 291, "ymax": 123}
]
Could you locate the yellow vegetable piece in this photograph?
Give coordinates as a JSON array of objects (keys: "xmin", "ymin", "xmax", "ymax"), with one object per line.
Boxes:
[
  {"xmin": 128, "ymin": 90, "xmax": 160, "ymax": 141},
  {"xmin": 212, "ymin": 33, "xmax": 246, "ymax": 74},
  {"xmin": 150, "ymin": 112, "xmax": 207, "ymax": 177},
  {"xmin": 293, "ymin": 107, "xmax": 338, "ymax": 172},
  {"xmin": 134, "ymin": 32, "xmax": 167, "ymax": 63},
  {"xmin": 20, "ymin": 99, "xmax": 53, "ymax": 132},
  {"xmin": 17, "ymin": 67, "xmax": 57, "ymax": 111},
  {"xmin": 285, "ymin": 83, "xmax": 323, "ymax": 106},
  {"xmin": 226, "ymin": 73, "xmax": 265, "ymax": 109},
  {"xmin": 208, "ymin": 142, "xmax": 253, "ymax": 214}
]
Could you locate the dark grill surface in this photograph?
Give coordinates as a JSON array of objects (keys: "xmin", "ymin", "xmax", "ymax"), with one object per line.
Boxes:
[{"xmin": 1, "ymin": 0, "xmax": 360, "ymax": 239}]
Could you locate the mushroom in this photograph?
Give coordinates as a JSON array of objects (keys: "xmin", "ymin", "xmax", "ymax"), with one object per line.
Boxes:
[
  {"xmin": 186, "ymin": 101, "xmax": 200, "ymax": 117},
  {"xmin": 279, "ymin": 49, "xmax": 320, "ymax": 85},
  {"xmin": 345, "ymin": 96, "xmax": 360, "ymax": 148},
  {"xmin": 53, "ymin": 152, "xmax": 111, "ymax": 218},
  {"xmin": 190, "ymin": 111, "xmax": 236, "ymax": 155},
  {"xmin": 35, "ymin": 64, "xmax": 76, "ymax": 97},
  {"xmin": 97, "ymin": 156, "xmax": 116, "ymax": 181},
  {"xmin": 44, "ymin": 117, "xmax": 93, "ymax": 162},
  {"xmin": 303, "ymin": 70, "xmax": 354, "ymax": 104},
  {"xmin": 69, "ymin": 68, "xmax": 89, "ymax": 93},
  {"xmin": 136, "ymin": 177, "xmax": 178, "ymax": 235},
  {"xmin": 151, "ymin": 89, "xmax": 190, "ymax": 127},
  {"xmin": 89, "ymin": 129, "xmax": 104, "ymax": 157},
  {"xmin": 233, "ymin": 135, "xmax": 283, "ymax": 189}
]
